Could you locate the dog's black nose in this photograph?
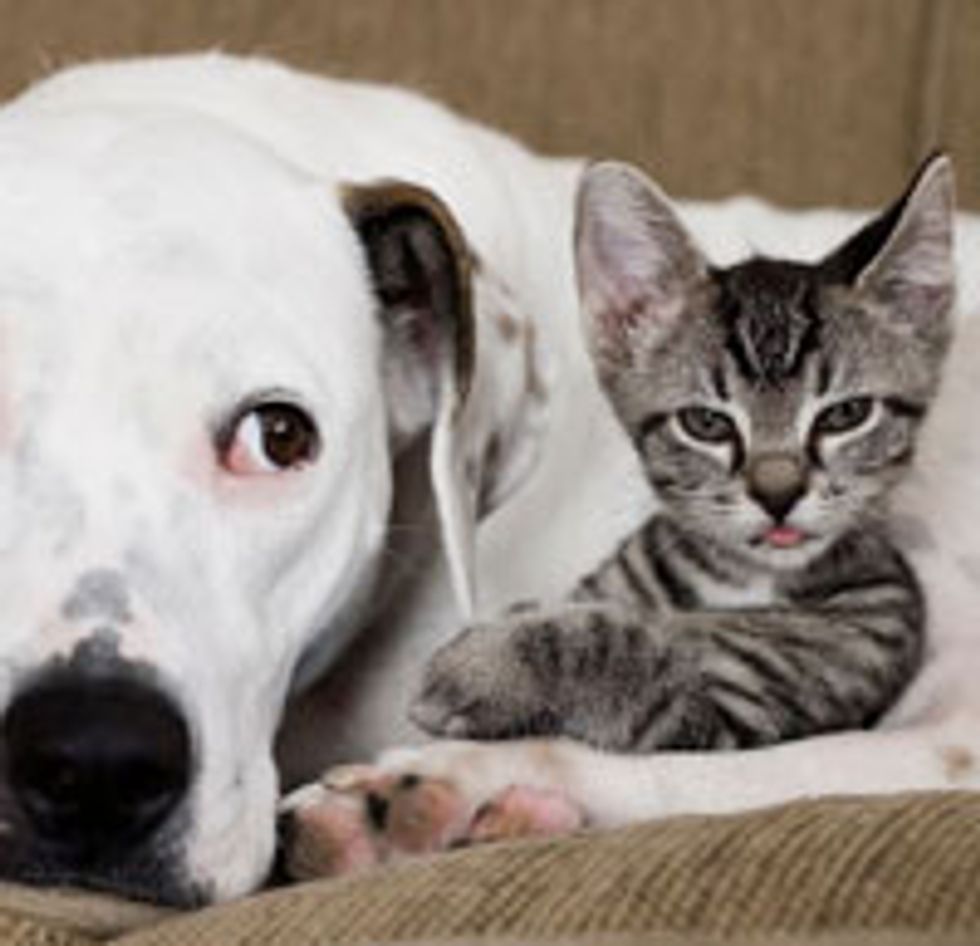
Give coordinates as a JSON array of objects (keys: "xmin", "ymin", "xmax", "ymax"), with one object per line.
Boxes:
[{"xmin": 3, "ymin": 672, "xmax": 191, "ymax": 851}]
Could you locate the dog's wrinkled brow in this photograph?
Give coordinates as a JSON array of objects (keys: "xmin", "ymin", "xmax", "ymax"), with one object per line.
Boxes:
[{"xmin": 61, "ymin": 569, "xmax": 132, "ymax": 624}]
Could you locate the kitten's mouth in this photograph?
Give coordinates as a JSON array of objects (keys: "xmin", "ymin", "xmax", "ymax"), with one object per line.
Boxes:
[{"xmin": 759, "ymin": 526, "xmax": 808, "ymax": 549}]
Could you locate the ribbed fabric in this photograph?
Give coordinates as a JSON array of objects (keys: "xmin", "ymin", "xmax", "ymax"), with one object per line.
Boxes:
[
  {"xmin": 4, "ymin": 794, "xmax": 980, "ymax": 943},
  {"xmin": 0, "ymin": 914, "xmax": 95, "ymax": 946},
  {"xmin": 0, "ymin": 885, "xmax": 167, "ymax": 944},
  {"xmin": 49, "ymin": 792, "xmax": 976, "ymax": 945},
  {"xmin": 0, "ymin": 0, "xmax": 974, "ymax": 209}
]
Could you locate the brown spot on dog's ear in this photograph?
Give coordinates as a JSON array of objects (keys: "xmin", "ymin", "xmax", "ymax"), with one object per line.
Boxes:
[
  {"xmin": 939, "ymin": 745, "xmax": 975, "ymax": 783},
  {"xmin": 473, "ymin": 432, "xmax": 503, "ymax": 517},
  {"xmin": 342, "ymin": 180, "xmax": 475, "ymax": 411},
  {"xmin": 495, "ymin": 311, "xmax": 521, "ymax": 343},
  {"xmin": 522, "ymin": 319, "xmax": 547, "ymax": 400}
]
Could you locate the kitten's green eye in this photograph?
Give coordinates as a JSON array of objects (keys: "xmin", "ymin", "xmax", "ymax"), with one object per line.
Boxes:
[
  {"xmin": 814, "ymin": 396, "xmax": 875, "ymax": 435},
  {"xmin": 677, "ymin": 406, "xmax": 737, "ymax": 444}
]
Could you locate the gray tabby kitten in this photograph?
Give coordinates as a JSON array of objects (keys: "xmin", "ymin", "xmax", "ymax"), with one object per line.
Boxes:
[{"xmin": 412, "ymin": 154, "xmax": 955, "ymax": 752}]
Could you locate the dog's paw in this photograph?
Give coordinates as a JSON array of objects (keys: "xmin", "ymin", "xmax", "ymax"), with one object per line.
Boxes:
[
  {"xmin": 467, "ymin": 785, "xmax": 585, "ymax": 843},
  {"xmin": 409, "ymin": 620, "xmax": 559, "ymax": 739},
  {"xmin": 278, "ymin": 767, "xmax": 470, "ymax": 881},
  {"xmin": 278, "ymin": 741, "xmax": 587, "ymax": 881},
  {"xmin": 370, "ymin": 741, "xmax": 589, "ymax": 840},
  {"xmin": 277, "ymin": 781, "xmax": 382, "ymax": 881}
]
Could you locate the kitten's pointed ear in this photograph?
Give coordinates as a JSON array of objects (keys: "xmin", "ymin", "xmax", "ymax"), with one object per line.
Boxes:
[
  {"xmin": 343, "ymin": 180, "xmax": 477, "ymax": 617},
  {"xmin": 575, "ymin": 161, "xmax": 708, "ymax": 372},
  {"xmin": 822, "ymin": 153, "xmax": 955, "ymax": 344}
]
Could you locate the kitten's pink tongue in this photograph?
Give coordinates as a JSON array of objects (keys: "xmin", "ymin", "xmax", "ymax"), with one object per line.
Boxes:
[{"xmin": 766, "ymin": 526, "xmax": 805, "ymax": 548}]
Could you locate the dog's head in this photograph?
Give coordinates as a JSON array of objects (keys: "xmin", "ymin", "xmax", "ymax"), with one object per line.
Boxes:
[{"xmin": 0, "ymin": 109, "xmax": 476, "ymax": 903}]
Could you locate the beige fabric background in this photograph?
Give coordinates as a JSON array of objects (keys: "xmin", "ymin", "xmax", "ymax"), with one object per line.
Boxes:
[
  {"xmin": 6, "ymin": 793, "xmax": 980, "ymax": 944},
  {"xmin": 0, "ymin": 0, "xmax": 974, "ymax": 210}
]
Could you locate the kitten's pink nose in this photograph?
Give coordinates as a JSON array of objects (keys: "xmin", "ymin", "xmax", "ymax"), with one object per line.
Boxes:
[{"xmin": 747, "ymin": 453, "xmax": 807, "ymax": 521}]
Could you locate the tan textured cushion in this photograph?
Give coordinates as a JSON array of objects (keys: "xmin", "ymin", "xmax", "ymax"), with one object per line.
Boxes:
[
  {"xmin": 0, "ymin": 0, "xmax": 974, "ymax": 211},
  {"xmin": 75, "ymin": 792, "xmax": 980, "ymax": 944},
  {"xmin": 3, "ymin": 793, "xmax": 980, "ymax": 943},
  {"xmin": 0, "ymin": 884, "xmax": 166, "ymax": 944}
]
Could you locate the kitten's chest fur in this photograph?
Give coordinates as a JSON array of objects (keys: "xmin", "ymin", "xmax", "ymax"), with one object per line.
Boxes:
[
  {"xmin": 685, "ymin": 565, "xmax": 778, "ymax": 610},
  {"xmin": 645, "ymin": 516, "xmax": 819, "ymax": 613}
]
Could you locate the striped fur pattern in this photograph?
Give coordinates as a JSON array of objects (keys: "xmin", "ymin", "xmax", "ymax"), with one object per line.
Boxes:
[{"xmin": 411, "ymin": 156, "xmax": 954, "ymax": 752}]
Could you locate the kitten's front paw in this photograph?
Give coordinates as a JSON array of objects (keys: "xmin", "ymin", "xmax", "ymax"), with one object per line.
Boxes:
[{"xmin": 410, "ymin": 620, "xmax": 558, "ymax": 739}]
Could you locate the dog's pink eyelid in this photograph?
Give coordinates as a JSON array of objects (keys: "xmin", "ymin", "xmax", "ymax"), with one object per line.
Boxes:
[
  {"xmin": 219, "ymin": 404, "xmax": 321, "ymax": 476},
  {"xmin": 223, "ymin": 414, "xmax": 275, "ymax": 475}
]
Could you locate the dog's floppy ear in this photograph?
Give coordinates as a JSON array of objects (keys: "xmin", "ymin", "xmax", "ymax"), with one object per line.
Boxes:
[{"xmin": 343, "ymin": 181, "xmax": 477, "ymax": 617}]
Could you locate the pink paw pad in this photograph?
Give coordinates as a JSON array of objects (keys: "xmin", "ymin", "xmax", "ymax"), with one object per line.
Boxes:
[
  {"xmin": 282, "ymin": 774, "xmax": 586, "ymax": 882},
  {"xmin": 283, "ymin": 770, "xmax": 472, "ymax": 880},
  {"xmin": 467, "ymin": 785, "xmax": 586, "ymax": 843},
  {"xmin": 374, "ymin": 773, "xmax": 472, "ymax": 856},
  {"xmin": 285, "ymin": 791, "xmax": 379, "ymax": 880}
]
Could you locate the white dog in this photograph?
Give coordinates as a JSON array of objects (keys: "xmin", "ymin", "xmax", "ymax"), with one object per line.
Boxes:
[
  {"xmin": 0, "ymin": 51, "xmax": 584, "ymax": 904},
  {"xmin": 0, "ymin": 53, "xmax": 977, "ymax": 905}
]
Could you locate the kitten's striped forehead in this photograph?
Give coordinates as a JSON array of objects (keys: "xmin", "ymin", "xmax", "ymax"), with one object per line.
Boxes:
[{"xmin": 714, "ymin": 260, "xmax": 820, "ymax": 386}]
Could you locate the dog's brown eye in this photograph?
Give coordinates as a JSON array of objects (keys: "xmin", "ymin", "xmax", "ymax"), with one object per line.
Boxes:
[
  {"xmin": 814, "ymin": 397, "xmax": 874, "ymax": 436},
  {"xmin": 221, "ymin": 402, "xmax": 320, "ymax": 475},
  {"xmin": 677, "ymin": 406, "xmax": 737, "ymax": 444}
]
